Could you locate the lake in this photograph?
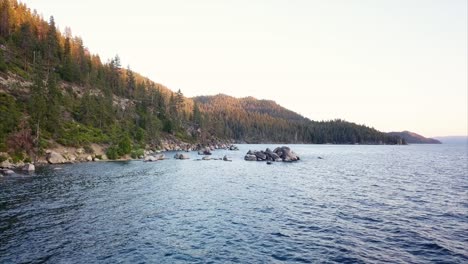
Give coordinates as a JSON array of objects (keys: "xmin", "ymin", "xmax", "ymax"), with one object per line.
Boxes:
[{"xmin": 1, "ymin": 144, "xmax": 467, "ymax": 263}]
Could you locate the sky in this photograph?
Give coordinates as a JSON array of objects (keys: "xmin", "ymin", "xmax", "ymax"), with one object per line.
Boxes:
[{"xmin": 20, "ymin": 0, "xmax": 467, "ymax": 137}]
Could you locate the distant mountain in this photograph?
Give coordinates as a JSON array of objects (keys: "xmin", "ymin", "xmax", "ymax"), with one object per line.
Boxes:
[
  {"xmin": 434, "ymin": 136, "xmax": 468, "ymax": 145},
  {"xmin": 194, "ymin": 94, "xmax": 404, "ymax": 144},
  {"xmin": 387, "ymin": 131, "xmax": 441, "ymax": 144}
]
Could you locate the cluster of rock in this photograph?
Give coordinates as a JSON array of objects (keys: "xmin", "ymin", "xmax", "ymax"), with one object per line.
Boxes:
[
  {"xmin": 244, "ymin": 146, "xmax": 300, "ymax": 162},
  {"xmin": 0, "ymin": 162, "xmax": 36, "ymax": 175},
  {"xmin": 143, "ymin": 154, "xmax": 165, "ymax": 162},
  {"xmin": 45, "ymin": 148, "xmax": 107, "ymax": 164}
]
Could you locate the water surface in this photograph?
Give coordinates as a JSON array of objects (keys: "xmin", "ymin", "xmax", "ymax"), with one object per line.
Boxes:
[{"xmin": 1, "ymin": 144, "xmax": 467, "ymax": 263}]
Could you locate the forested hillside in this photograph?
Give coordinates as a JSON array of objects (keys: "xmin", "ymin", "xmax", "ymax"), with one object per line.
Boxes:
[
  {"xmin": 194, "ymin": 94, "xmax": 404, "ymax": 144},
  {"xmin": 387, "ymin": 131, "xmax": 441, "ymax": 144},
  {"xmin": 0, "ymin": 0, "xmax": 403, "ymax": 163}
]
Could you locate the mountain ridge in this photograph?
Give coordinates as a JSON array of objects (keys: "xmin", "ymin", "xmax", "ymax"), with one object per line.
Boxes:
[{"xmin": 387, "ymin": 131, "xmax": 441, "ymax": 144}]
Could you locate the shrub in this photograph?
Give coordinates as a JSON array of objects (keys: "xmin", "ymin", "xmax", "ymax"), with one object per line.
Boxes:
[
  {"xmin": 106, "ymin": 146, "xmax": 119, "ymax": 160},
  {"xmin": 131, "ymin": 149, "xmax": 144, "ymax": 159}
]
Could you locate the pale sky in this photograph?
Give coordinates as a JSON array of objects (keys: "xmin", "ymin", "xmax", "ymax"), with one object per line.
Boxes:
[{"xmin": 20, "ymin": 0, "xmax": 467, "ymax": 137}]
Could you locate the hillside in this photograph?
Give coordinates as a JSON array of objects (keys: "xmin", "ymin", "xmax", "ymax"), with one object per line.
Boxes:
[
  {"xmin": 387, "ymin": 131, "xmax": 441, "ymax": 144},
  {"xmin": 194, "ymin": 94, "xmax": 404, "ymax": 144},
  {"xmin": 0, "ymin": 0, "xmax": 404, "ymax": 164}
]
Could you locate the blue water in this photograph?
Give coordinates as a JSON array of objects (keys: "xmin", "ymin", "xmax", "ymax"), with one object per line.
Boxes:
[{"xmin": 1, "ymin": 144, "xmax": 467, "ymax": 263}]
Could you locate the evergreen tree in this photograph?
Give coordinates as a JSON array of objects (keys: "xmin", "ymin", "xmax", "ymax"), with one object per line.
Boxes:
[{"xmin": 126, "ymin": 65, "xmax": 136, "ymax": 98}]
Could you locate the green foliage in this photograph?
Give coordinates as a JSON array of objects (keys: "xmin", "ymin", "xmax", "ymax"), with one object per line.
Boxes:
[
  {"xmin": 57, "ymin": 122, "xmax": 109, "ymax": 147},
  {"xmin": 0, "ymin": 154, "xmax": 8, "ymax": 163},
  {"xmin": 105, "ymin": 133, "xmax": 132, "ymax": 160},
  {"xmin": 0, "ymin": 50, "xmax": 7, "ymax": 72},
  {"xmin": 163, "ymin": 119, "xmax": 174, "ymax": 134},
  {"xmin": 130, "ymin": 148, "xmax": 144, "ymax": 159},
  {"xmin": 10, "ymin": 151, "xmax": 25, "ymax": 163},
  {"xmin": 0, "ymin": 93, "xmax": 21, "ymax": 143},
  {"xmin": 105, "ymin": 146, "xmax": 119, "ymax": 160},
  {"xmin": 117, "ymin": 135, "xmax": 132, "ymax": 156}
]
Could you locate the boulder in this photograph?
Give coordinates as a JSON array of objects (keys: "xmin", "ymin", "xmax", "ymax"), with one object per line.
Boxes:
[
  {"xmin": 174, "ymin": 153, "xmax": 190, "ymax": 160},
  {"xmin": 76, "ymin": 148, "xmax": 85, "ymax": 155},
  {"xmin": 0, "ymin": 160, "xmax": 14, "ymax": 169},
  {"xmin": 22, "ymin": 163, "xmax": 35, "ymax": 172},
  {"xmin": 155, "ymin": 154, "xmax": 165, "ymax": 160},
  {"xmin": 254, "ymin": 151, "xmax": 267, "ymax": 161},
  {"xmin": 269, "ymin": 152, "xmax": 280, "ymax": 161},
  {"xmin": 281, "ymin": 148, "xmax": 299, "ymax": 162},
  {"xmin": 0, "ymin": 169, "xmax": 14, "ymax": 175},
  {"xmin": 244, "ymin": 154, "xmax": 257, "ymax": 161},
  {"xmin": 144, "ymin": 156, "xmax": 157, "ymax": 162},
  {"xmin": 202, "ymin": 156, "xmax": 211, "ymax": 161},
  {"xmin": 223, "ymin": 155, "xmax": 232, "ymax": 161},
  {"xmin": 46, "ymin": 151, "xmax": 67, "ymax": 164},
  {"xmin": 68, "ymin": 155, "xmax": 77, "ymax": 162},
  {"xmin": 86, "ymin": 155, "xmax": 93, "ymax": 162}
]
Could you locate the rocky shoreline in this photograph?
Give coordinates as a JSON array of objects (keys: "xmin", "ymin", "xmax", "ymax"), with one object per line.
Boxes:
[
  {"xmin": 1, "ymin": 144, "xmax": 302, "ymax": 176},
  {"xmin": 0, "ymin": 141, "xmax": 241, "ymax": 174}
]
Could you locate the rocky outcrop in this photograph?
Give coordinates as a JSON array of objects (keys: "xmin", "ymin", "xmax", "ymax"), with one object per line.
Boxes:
[
  {"xmin": 244, "ymin": 146, "xmax": 300, "ymax": 162},
  {"xmin": 273, "ymin": 146, "xmax": 300, "ymax": 162},
  {"xmin": 46, "ymin": 151, "xmax": 67, "ymax": 164}
]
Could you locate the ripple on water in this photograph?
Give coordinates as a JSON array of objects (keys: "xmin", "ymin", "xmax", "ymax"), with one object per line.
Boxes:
[{"xmin": 0, "ymin": 144, "xmax": 467, "ymax": 263}]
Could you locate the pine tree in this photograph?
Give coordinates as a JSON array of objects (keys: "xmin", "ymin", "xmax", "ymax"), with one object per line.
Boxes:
[
  {"xmin": 29, "ymin": 57, "xmax": 47, "ymax": 152},
  {"xmin": 126, "ymin": 65, "xmax": 136, "ymax": 98}
]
